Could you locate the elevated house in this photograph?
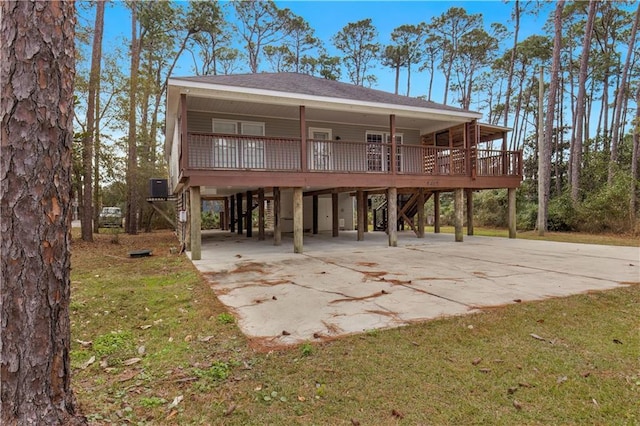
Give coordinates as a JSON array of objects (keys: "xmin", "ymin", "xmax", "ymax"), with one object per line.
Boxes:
[{"xmin": 164, "ymin": 73, "xmax": 522, "ymax": 259}]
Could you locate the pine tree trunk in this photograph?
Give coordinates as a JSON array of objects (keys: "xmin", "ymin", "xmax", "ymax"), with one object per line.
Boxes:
[
  {"xmin": 93, "ymin": 70, "xmax": 102, "ymax": 234},
  {"xmin": 631, "ymin": 88, "xmax": 639, "ymax": 228},
  {"xmin": 570, "ymin": 0, "xmax": 597, "ymax": 202},
  {"xmin": 504, "ymin": 0, "xmax": 520, "ymax": 128},
  {"xmin": 537, "ymin": 0, "xmax": 565, "ymax": 235},
  {"xmin": 394, "ymin": 63, "xmax": 399, "ymax": 94},
  {"xmin": 609, "ymin": 3, "xmax": 640, "ymax": 184},
  {"xmin": 81, "ymin": 0, "xmax": 106, "ymax": 241},
  {"xmin": 1, "ymin": 1, "xmax": 86, "ymax": 424},
  {"xmin": 126, "ymin": 2, "xmax": 140, "ymax": 234}
]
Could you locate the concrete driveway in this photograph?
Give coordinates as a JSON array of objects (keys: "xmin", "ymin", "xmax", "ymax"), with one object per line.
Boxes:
[{"xmin": 191, "ymin": 230, "xmax": 639, "ymax": 348}]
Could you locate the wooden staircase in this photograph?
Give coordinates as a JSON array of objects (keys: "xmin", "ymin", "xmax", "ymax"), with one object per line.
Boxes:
[{"xmin": 373, "ymin": 190, "xmax": 432, "ymax": 236}]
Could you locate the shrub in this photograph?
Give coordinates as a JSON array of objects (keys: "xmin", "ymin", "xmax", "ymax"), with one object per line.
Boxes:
[
  {"xmin": 547, "ymin": 194, "xmax": 577, "ymax": 232},
  {"xmin": 517, "ymin": 201, "xmax": 538, "ymax": 231},
  {"xmin": 474, "ymin": 189, "xmax": 508, "ymax": 228},
  {"xmin": 578, "ymin": 174, "xmax": 633, "ymax": 233},
  {"xmin": 201, "ymin": 211, "xmax": 219, "ymax": 230}
]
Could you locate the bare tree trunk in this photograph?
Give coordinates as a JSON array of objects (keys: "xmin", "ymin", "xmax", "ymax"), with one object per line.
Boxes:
[
  {"xmin": 510, "ymin": 65, "xmax": 526, "ymax": 150},
  {"xmin": 555, "ymin": 78, "xmax": 563, "ymax": 197},
  {"xmin": 387, "ymin": 62, "xmax": 396, "ymax": 94},
  {"xmin": 631, "ymin": 88, "xmax": 639, "ymax": 229},
  {"xmin": 609, "ymin": 3, "xmax": 640, "ymax": 183},
  {"xmin": 537, "ymin": 0, "xmax": 565, "ymax": 235},
  {"xmin": 93, "ymin": 66, "xmax": 102, "ymax": 234},
  {"xmin": 504, "ymin": 0, "xmax": 520, "ymax": 128},
  {"xmin": 126, "ymin": 2, "xmax": 140, "ymax": 234},
  {"xmin": 602, "ymin": 76, "xmax": 609, "ymax": 152},
  {"xmin": 443, "ymin": 63, "xmax": 452, "ymax": 105},
  {"xmin": 571, "ymin": 0, "xmax": 598, "ymax": 202},
  {"xmin": 406, "ymin": 62, "xmax": 411, "ymax": 96},
  {"xmin": 81, "ymin": 0, "xmax": 106, "ymax": 241},
  {"xmin": 1, "ymin": 1, "xmax": 86, "ymax": 424},
  {"xmin": 427, "ymin": 62, "xmax": 435, "ymax": 101}
]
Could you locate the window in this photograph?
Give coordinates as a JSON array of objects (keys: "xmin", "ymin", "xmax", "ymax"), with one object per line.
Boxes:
[
  {"xmin": 241, "ymin": 122, "xmax": 265, "ymax": 168},
  {"xmin": 241, "ymin": 121, "xmax": 265, "ymax": 136},
  {"xmin": 213, "ymin": 119, "xmax": 237, "ymax": 134},
  {"xmin": 211, "ymin": 119, "xmax": 265, "ymax": 168}
]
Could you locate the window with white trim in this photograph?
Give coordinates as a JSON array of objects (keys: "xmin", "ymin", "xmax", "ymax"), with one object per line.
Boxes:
[
  {"xmin": 240, "ymin": 121, "xmax": 265, "ymax": 168},
  {"xmin": 211, "ymin": 119, "xmax": 265, "ymax": 168}
]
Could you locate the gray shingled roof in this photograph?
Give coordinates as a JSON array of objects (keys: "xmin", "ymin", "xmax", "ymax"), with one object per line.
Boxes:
[{"xmin": 172, "ymin": 72, "xmax": 473, "ymax": 114}]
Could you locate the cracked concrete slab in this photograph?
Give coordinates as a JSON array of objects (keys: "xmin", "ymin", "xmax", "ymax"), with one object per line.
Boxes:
[{"xmin": 191, "ymin": 230, "xmax": 639, "ymax": 348}]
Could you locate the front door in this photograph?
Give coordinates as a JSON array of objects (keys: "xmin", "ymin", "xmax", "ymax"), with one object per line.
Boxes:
[
  {"xmin": 366, "ymin": 131, "xmax": 385, "ymax": 172},
  {"xmin": 309, "ymin": 127, "xmax": 332, "ymax": 171}
]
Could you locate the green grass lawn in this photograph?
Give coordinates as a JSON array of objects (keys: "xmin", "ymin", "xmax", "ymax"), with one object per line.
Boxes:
[
  {"xmin": 70, "ymin": 230, "xmax": 640, "ymax": 425},
  {"xmin": 422, "ymin": 225, "xmax": 640, "ymax": 247}
]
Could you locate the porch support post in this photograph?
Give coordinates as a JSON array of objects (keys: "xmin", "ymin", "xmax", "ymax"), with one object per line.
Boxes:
[
  {"xmin": 223, "ymin": 197, "xmax": 229, "ymax": 231},
  {"xmin": 466, "ymin": 188, "xmax": 474, "ymax": 236},
  {"xmin": 184, "ymin": 190, "xmax": 191, "ymax": 250},
  {"xmin": 258, "ymin": 188, "xmax": 265, "ymax": 241},
  {"xmin": 180, "ymin": 93, "xmax": 188, "ymax": 172},
  {"xmin": 363, "ymin": 191, "xmax": 369, "ymax": 232},
  {"xmin": 387, "ymin": 187, "xmax": 398, "ymax": 247},
  {"xmin": 502, "ymin": 132, "xmax": 509, "ymax": 175},
  {"xmin": 229, "ymin": 195, "xmax": 235, "ymax": 233},
  {"xmin": 454, "ymin": 188, "xmax": 463, "ymax": 242},
  {"xmin": 356, "ymin": 190, "xmax": 365, "ymax": 241},
  {"xmin": 417, "ymin": 188, "xmax": 425, "ymax": 238},
  {"xmin": 293, "ymin": 187, "xmax": 303, "ymax": 253},
  {"xmin": 189, "ymin": 186, "xmax": 201, "ymax": 261},
  {"xmin": 332, "ymin": 192, "xmax": 339, "ymax": 237},
  {"xmin": 312, "ymin": 195, "xmax": 319, "ymax": 235},
  {"xmin": 273, "ymin": 187, "xmax": 281, "ymax": 246},
  {"xmin": 300, "ymin": 106, "xmax": 307, "ymax": 172},
  {"xmin": 390, "ymin": 114, "xmax": 397, "ymax": 174},
  {"xmin": 434, "ymin": 191, "xmax": 441, "ymax": 233},
  {"xmin": 508, "ymin": 188, "xmax": 517, "ymax": 239},
  {"xmin": 236, "ymin": 192, "xmax": 243, "ymax": 235},
  {"xmin": 246, "ymin": 190, "xmax": 253, "ymax": 238},
  {"xmin": 449, "ymin": 129, "xmax": 454, "ymax": 174}
]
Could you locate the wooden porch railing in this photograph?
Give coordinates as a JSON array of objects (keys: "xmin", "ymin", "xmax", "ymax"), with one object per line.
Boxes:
[
  {"xmin": 189, "ymin": 133, "xmax": 301, "ymax": 170},
  {"xmin": 186, "ymin": 132, "xmax": 522, "ymax": 177}
]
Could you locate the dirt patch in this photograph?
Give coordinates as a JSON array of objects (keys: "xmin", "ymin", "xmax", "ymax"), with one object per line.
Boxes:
[
  {"xmin": 365, "ymin": 309, "xmax": 399, "ymax": 318},
  {"xmin": 246, "ymin": 336, "xmax": 291, "ymax": 353},
  {"xmin": 356, "ymin": 262, "xmax": 379, "ymax": 268},
  {"xmin": 321, "ymin": 320, "xmax": 344, "ymax": 335},
  {"xmin": 232, "ymin": 262, "xmax": 268, "ymax": 274},
  {"xmin": 359, "ymin": 271, "xmax": 387, "ymax": 281}
]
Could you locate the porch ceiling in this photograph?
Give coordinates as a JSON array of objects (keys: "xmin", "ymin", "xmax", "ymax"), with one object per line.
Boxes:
[{"xmin": 186, "ymin": 95, "xmax": 465, "ymax": 135}]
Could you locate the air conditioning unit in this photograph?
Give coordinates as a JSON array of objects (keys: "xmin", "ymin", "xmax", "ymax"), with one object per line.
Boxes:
[{"xmin": 149, "ymin": 178, "xmax": 168, "ymax": 198}]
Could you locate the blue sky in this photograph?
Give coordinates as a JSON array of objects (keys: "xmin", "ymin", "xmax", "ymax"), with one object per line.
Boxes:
[{"xmin": 86, "ymin": 0, "xmax": 556, "ymax": 107}]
